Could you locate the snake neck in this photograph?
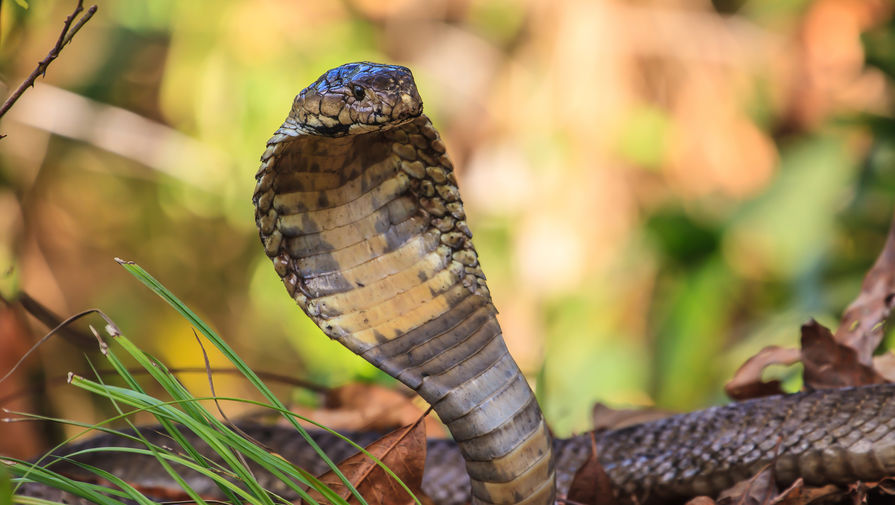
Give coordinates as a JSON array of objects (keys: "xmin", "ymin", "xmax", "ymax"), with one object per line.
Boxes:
[{"xmin": 253, "ymin": 115, "xmax": 555, "ymax": 504}]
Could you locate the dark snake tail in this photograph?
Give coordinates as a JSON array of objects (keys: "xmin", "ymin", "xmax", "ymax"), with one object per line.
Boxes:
[{"xmin": 252, "ymin": 62, "xmax": 554, "ymax": 505}]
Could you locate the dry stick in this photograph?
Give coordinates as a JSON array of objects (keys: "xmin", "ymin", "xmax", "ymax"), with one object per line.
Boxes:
[
  {"xmin": 190, "ymin": 328, "xmax": 261, "ymax": 487},
  {"xmin": 7, "ymin": 291, "xmax": 98, "ymax": 349},
  {"xmin": 0, "ymin": 0, "xmax": 98, "ymax": 126}
]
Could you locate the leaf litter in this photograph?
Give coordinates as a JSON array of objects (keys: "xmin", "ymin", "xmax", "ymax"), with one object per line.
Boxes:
[{"xmin": 573, "ymin": 210, "xmax": 895, "ymax": 505}]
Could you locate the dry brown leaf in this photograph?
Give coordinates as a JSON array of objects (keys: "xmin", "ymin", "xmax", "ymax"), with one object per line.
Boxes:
[
  {"xmin": 716, "ymin": 464, "xmax": 778, "ymax": 505},
  {"xmin": 730, "ymin": 211, "xmax": 895, "ymax": 396},
  {"xmin": 591, "ymin": 403, "xmax": 674, "ymax": 431},
  {"xmin": 800, "ymin": 319, "xmax": 886, "ymax": 390},
  {"xmin": 302, "ymin": 414, "xmax": 429, "ymax": 505},
  {"xmin": 725, "ymin": 346, "xmax": 802, "ymax": 400},
  {"xmin": 848, "ymin": 477, "xmax": 895, "ymax": 502},
  {"xmin": 770, "ymin": 478, "xmax": 843, "ymax": 505},
  {"xmin": 686, "ymin": 497, "xmax": 718, "ymax": 505},
  {"xmin": 834, "ymin": 211, "xmax": 895, "ymax": 366},
  {"xmin": 565, "ymin": 432, "xmax": 618, "ymax": 505},
  {"xmin": 872, "ymin": 352, "xmax": 895, "ymax": 382},
  {"xmin": 849, "ymin": 481, "xmax": 872, "ymax": 503},
  {"xmin": 873, "ymin": 477, "xmax": 895, "ymax": 495},
  {"xmin": 290, "ymin": 383, "xmax": 446, "ymax": 437}
]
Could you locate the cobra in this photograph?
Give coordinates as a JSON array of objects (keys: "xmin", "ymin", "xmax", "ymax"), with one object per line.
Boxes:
[
  {"xmin": 19, "ymin": 62, "xmax": 895, "ymax": 505},
  {"xmin": 252, "ymin": 62, "xmax": 554, "ymax": 505}
]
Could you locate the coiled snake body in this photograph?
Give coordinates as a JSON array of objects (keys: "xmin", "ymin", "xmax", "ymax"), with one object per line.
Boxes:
[
  {"xmin": 24, "ymin": 383, "xmax": 895, "ymax": 504},
  {"xmin": 252, "ymin": 62, "xmax": 553, "ymax": 505}
]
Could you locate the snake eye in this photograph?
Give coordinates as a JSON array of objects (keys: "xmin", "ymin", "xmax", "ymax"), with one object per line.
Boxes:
[{"xmin": 351, "ymin": 85, "xmax": 366, "ymax": 101}]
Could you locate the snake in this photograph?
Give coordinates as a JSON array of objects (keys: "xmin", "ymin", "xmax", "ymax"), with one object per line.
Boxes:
[
  {"xmin": 251, "ymin": 62, "xmax": 553, "ymax": 505},
  {"xmin": 19, "ymin": 383, "xmax": 895, "ymax": 504},
  {"xmin": 16, "ymin": 62, "xmax": 895, "ymax": 505}
]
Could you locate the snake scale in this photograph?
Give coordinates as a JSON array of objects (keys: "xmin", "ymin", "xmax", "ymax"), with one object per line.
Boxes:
[{"xmin": 17, "ymin": 63, "xmax": 895, "ymax": 505}]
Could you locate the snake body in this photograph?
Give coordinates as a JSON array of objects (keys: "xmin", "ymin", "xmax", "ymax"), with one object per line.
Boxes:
[
  {"xmin": 252, "ymin": 63, "xmax": 553, "ymax": 505},
  {"xmin": 19, "ymin": 63, "xmax": 895, "ymax": 505},
  {"xmin": 21, "ymin": 383, "xmax": 895, "ymax": 504}
]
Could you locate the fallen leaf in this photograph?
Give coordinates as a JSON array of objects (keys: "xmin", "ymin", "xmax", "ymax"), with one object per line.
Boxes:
[
  {"xmin": 724, "ymin": 346, "xmax": 801, "ymax": 401},
  {"xmin": 302, "ymin": 413, "xmax": 429, "ymax": 505},
  {"xmin": 874, "ymin": 477, "xmax": 895, "ymax": 495},
  {"xmin": 847, "ymin": 477, "xmax": 895, "ymax": 502},
  {"xmin": 833, "ymin": 209, "xmax": 895, "ymax": 365},
  {"xmin": 770, "ymin": 478, "xmax": 843, "ymax": 504},
  {"xmin": 686, "ymin": 497, "xmax": 717, "ymax": 505},
  {"xmin": 290, "ymin": 383, "xmax": 446, "ymax": 437},
  {"xmin": 729, "ymin": 211, "xmax": 895, "ymax": 396},
  {"xmin": 591, "ymin": 403, "xmax": 674, "ymax": 431},
  {"xmin": 566, "ymin": 432, "xmax": 618, "ymax": 505},
  {"xmin": 872, "ymin": 352, "xmax": 895, "ymax": 382},
  {"xmin": 800, "ymin": 319, "xmax": 886, "ymax": 390},
  {"xmin": 848, "ymin": 481, "xmax": 871, "ymax": 503},
  {"xmin": 716, "ymin": 464, "xmax": 777, "ymax": 505}
]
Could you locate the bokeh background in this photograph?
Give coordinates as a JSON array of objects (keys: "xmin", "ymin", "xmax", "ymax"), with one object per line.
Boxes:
[{"xmin": 1, "ymin": 0, "xmax": 894, "ymax": 457}]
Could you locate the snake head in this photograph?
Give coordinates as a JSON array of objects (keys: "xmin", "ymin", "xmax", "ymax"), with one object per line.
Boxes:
[{"xmin": 291, "ymin": 62, "xmax": 423, "ymax": 136}]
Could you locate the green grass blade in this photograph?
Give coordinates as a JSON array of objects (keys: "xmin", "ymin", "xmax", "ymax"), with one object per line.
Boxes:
[
  {"xmin": 64, "ymin": 376, "xmax": 335, "ymax": 504},
  {"xmin": 7, "ymin": 464, "xmax": 130, "ymax": 505},
  {"xmin": 63, "ymin": 462, "xmax": 161, "ymax": 505},
  {"xmin": 1, "ymin": 464, "xmax": 12, "ymax": 505},
  {"xmin": 117, "ymin": 259, "xmax": 368, "ymax": 505}
]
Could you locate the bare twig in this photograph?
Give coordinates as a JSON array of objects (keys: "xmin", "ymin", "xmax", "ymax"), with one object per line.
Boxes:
[
  {"xmin": 0, "ymin": 307, "xmax": 118, "ymax": 385},
  {"xmin": 0, "ymin": 0, "xmax": 98, "ymax": 128},
  {"xmin": 0, "ymin": 290, "xmax": 97, "ymax": 349}
]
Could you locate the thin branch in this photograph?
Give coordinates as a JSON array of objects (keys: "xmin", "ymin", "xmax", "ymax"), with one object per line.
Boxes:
[
  {"xmin": 2, "ymin": 290, "xmax": 98, "ymax": 349},
  {"xmin": 0, "ymin": 307, "xmax": 118, "ymax": 385},
  {"xmin": 0, "ymin": 0, "xmax": 98, "ymax": 124}
]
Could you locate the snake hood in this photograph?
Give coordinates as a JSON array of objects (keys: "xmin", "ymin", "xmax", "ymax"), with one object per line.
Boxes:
[{"xmin": 290, "ymin": 62, "xmax": 423, "ymax": 137}]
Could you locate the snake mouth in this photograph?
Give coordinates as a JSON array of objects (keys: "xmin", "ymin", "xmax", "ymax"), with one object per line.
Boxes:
[{"xmin": 393, "ymin": 92, "xmax": 424, "ymax": 120}]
